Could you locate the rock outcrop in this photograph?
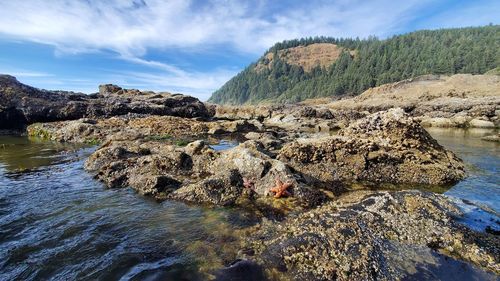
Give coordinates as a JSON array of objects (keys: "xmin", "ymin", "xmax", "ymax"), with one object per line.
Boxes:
[
  {"xmin": 278, "ymin": 109, "xmax": 466, "ymax": 186},
  {"xmin": 81, "ymin": 109, "xmax": 466, "ymax": 209},
  {"xmin": 239, "ymin": 190, "xmax": 499, "ymax": 280},
  {"xmin": 328, "ymin": 74, "xmax": 500, "ymax": 128},
  {"xmin": 27, "ymin": 114, "xmax": 262, "ymax": 144},
  {"xmin": 0, "ymin": 75, "xmax": 212, "ymax": 130},
  {"xmin": 84, "ymin": 137, "xmax": 326, "ymax": 209}
]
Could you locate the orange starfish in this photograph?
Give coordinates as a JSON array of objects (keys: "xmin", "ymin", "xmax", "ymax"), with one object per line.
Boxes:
[{"xmin": 270, "ymin": 177, "xmax": 292, "ymax": 198}]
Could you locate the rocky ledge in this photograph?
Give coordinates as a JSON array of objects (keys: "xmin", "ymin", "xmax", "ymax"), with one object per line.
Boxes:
[
  {"xmin": 0, "ymin": 75, "xmax": 211, "ymax": 130},
  {"xmin": 213, "ymin": 74, "xmax": 500, "ymax": 132}
]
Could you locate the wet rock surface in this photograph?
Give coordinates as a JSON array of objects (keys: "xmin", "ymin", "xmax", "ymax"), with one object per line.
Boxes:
[
  {"xmin": 27, "ymin": 114, "xmax": 260, "ymax": 144},
  {"xmin": 239, "ymin": 190, "xmax": 499, "ymax": 280},
  {"xmin": 84, "ymin": 138, "xmax": 326, "ymax": 209},
  {"xmin": 0, "ymin": 75, "xmax": 211, "ymax": 130},
  {"xmin": 43, "ymin": 109, "xmax": 467, "ymax": 212}
]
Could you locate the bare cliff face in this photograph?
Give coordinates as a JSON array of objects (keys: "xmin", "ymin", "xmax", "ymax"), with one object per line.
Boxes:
[
  {"xmin": 0, "ymin": 75, "xmax": 212, "ymax": 130},
  {"xmin": 255, "ymin": 43, "xmax": 352, "ymax": 72}
]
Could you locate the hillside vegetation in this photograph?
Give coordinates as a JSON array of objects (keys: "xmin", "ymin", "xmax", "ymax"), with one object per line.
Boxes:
[{"xmin": 209, "ymin": 25, "xmax": 500, "ymax": 105}]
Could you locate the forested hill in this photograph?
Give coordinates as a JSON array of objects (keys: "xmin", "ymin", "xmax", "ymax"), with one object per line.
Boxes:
[{"xmin": 209, "ymin": 25, "xmax": 500, "ymax": 105}]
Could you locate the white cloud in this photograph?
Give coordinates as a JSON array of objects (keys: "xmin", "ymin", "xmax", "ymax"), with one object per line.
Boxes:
[
  {"xmin": 108, "ymin": 68, "xmax": 239, "ymax": 101},
  {"xmin": 0, "ymin": 0, "xmax": 447, "ymax": 56},
  {"xmin": 1, "ymin": 71, "xmax": 53, "ymax": 78}
]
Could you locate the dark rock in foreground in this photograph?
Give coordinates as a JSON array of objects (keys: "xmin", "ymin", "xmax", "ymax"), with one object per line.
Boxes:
[
  {"xmin": 0, "ymin": 74, "xmax": 211, "ymax": 130},
  {"xmin": 239, "ymin": 190, "xmax": 499, "ymax": 280}
]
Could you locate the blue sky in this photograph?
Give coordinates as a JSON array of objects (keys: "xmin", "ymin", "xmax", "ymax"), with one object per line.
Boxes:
[{"xmin": 0, "ymin": 0, "xmax": 498, "ymax": 100}]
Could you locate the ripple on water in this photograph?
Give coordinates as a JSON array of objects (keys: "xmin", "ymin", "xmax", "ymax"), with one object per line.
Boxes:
[{"xmin": 0, "ymin": 136, "xmax": 254, "ymax": 280}]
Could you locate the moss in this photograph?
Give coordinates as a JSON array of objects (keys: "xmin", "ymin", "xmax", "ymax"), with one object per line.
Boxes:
[
  {"xmin": 175, "ymin": 139, "xmax": 190, "ymax": 147},
  {"xmin": 27, "ymin": 124, "xmax": 52, "ymax": 140},
  {"xmin": 85, "ymin": 138, "xmax": 101, "ymax": 145}
]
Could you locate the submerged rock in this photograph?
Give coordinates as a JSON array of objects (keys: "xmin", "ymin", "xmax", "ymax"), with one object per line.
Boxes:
[
  {"xmin": 239, "ymin": 190, "xmax": 499, "ymax": 280},
  {"xmin": 279, "ymin": 109, "xmax": 466, "ymax": 186},
  {"xmin": 481, "ymin": 133, "xmax": 500, "ymax": 142},
  {"xmin": 213, "ymin": 259, "xmax": 267, "ymax": 281}
]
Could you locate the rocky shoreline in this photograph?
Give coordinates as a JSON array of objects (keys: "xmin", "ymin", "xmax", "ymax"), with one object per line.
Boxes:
[{"xmin": 1, "ymin": 74, "xmax": 499, "ymax": 280}]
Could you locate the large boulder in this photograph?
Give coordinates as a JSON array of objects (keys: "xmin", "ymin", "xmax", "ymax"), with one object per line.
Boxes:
[
  {"xmin": 84, "ymin": 139, "xmax": 217, "ymax": 198},
  {"xmin": 84, "ymin": 138, "xmax": 326, "ymax": 208},
  {"xmin": 278, "ymin": 109, "xmax": 466, "ymax": 186},
  {"xmin": 239, "ymin": 190, "xmax": 499, "ymax": 280},
  {"xmin": 0, "ymin": 75, "xmax": 88, "ymax": 129}
]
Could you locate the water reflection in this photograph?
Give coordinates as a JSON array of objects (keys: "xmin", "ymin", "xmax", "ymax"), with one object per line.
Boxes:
[
  {"xmin": 427, "ymin": 128, "xmax": 499, "ymax": 233},
  {"xmin": 0, "ymin": 136, "xmax": 86, "ymax": 173}
]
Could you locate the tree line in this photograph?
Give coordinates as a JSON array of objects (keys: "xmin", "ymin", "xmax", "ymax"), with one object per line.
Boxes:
[{"xmin": 209, "ymin": 25, "xmax": 500, "ymax": 105}]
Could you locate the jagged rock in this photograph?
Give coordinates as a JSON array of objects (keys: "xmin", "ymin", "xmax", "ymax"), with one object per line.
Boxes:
[
  {"xmin": 278, "ymin": 109, "xmax": 466, "ymax": 186},
  {"xmin": 211, "ymin": 143, "xmax": 327, "ymax": 206},
  {"xmin": 84, "ymin": 140, "xmax": 216, "ymax": 197},
  {"xmin": 170, "ymin": 169, "xmax": 244, "ymax": 206},
  {"xmin": 84, "ymin": 138, "xmax": 326, "ymax": 208},
  {"xmin": 239, "ymin": 190, "xmax": 499, "ymax": 280}
]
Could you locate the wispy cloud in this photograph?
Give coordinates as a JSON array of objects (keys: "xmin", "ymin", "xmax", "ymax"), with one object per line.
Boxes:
[
  {"xmin": 0, "ymin": 0, "xmax": 452, "ymax": 56},
  {"xmin": 109, "ymin": 68, "xmax": 239, "ymax": 100},
  {"xmin": 0, "ymin": 67, "xmax": 54, "ymax": 78}
]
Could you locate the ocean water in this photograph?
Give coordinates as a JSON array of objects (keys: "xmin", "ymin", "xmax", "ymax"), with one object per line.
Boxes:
[
  {"xmin": 0, "ymin": 136, "xmax": 255, "ymax": 280},
  {"xmin": 427, "ymin": 128, "xmax": 499, "ymax": 232}
]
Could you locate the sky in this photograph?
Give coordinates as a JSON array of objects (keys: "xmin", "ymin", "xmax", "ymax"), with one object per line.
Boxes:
[{"xmin": 0, "ymin": 0, "xmax": 498, "ymax": 100}]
